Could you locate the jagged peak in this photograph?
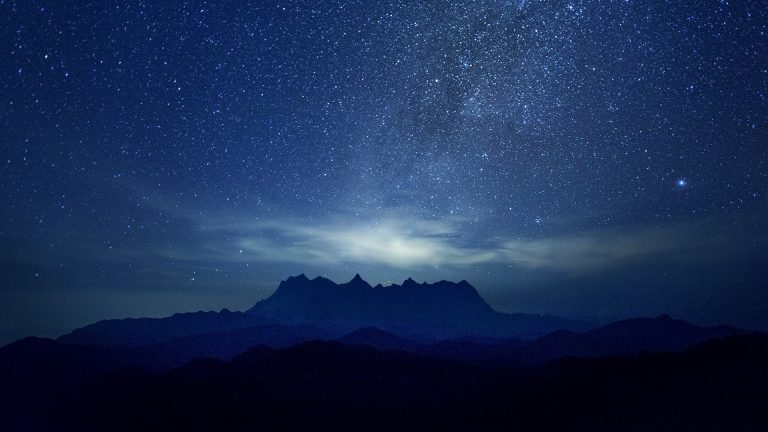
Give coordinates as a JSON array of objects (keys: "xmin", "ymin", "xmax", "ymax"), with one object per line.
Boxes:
[
  {"xmin": 249, "ymin": 274, "xmax": 498, "ymax": 321},
  {"xmin": 345, "ymin": 273, "xmax": 372, "ymax": 289},
  {"xmin": 273, "ymin": 274, "xmax": 321, "ymax": 295},
  {"xmin": 281, "ymin": 274, "xmax": 480, "ymax": 292},
  {"xmin": 270, "ymin": 274, "xmax": 484, "ymax": 298}
]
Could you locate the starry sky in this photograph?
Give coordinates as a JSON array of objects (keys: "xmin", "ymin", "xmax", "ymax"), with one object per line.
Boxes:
[{"xmin": 1, "ymin": 0, "xmax": 767, "ymax": 345}]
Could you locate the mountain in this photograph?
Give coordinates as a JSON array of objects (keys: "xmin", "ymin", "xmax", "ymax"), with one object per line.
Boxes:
[{"xmin": 247, "ymin": 274, "xmax": 590, "ymax": 338}]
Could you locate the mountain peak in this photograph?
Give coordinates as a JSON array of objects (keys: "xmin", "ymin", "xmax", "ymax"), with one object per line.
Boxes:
[
  {"xmin": 402, "ymin": 277, "xmax": 418, "ymax": 287},
  {"xmin": 345, "ymin": 273, "xmax": 372, "ymax": 289}
]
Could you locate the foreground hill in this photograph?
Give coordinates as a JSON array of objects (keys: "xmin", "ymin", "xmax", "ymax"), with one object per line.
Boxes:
[{"xmin": 1, "ymin": 334, "xmax": 766, "ymax": 431}]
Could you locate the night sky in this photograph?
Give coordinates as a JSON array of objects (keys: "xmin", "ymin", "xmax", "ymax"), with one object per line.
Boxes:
[{"xmin": 1, "ymin": 0, "xmax": 766, "ymax": 345}]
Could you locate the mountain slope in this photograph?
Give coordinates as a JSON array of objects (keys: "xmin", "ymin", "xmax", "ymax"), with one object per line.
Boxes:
[
  {"xmin": 57, "ymin": 309, "xmax": 263, "ymax": 347},
  {"xmin": 332, "ymin": 315, "xmax": 750, "ymax": 366},
  {"xmin": 515, "ymin": 313, "xmax": 745, "ymax": 363}
]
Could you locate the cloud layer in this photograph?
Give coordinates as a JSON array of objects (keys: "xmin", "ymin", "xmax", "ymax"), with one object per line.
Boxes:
[{"xmin": 178, "ymin": 215, "xmax": 718, "ymax": 273}]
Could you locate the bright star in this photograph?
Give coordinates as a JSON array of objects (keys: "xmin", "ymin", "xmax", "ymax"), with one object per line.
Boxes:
[{"xmin": 676, "ymin": 179, "xmax": 688, "ymax": 188}]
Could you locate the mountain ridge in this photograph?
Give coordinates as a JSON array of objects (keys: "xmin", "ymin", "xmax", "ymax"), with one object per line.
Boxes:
[
  {"xmin": 334, "ymin": 314, "xmax": 751, "ymax": 366},
  {"xmin": 246, "ymin": 274, "xmax": 586, "ymax": 339}
]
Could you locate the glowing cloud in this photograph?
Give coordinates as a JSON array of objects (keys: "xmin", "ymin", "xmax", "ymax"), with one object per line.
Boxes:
[{"xmin": 180, "ymin": 215, "xmax": 718, "ymax": 273}]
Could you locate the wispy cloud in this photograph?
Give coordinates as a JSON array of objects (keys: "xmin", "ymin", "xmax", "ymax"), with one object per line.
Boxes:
[
  {"xmin": 161, "ymin": 212, "xmax": 724, "ymax": 273},
  {"xmin": 219, "ymin": 218, "xmax": 495, "ymax": 268},
  {"xmin": 499, "ymin": 227, "xmax": 712, "ymax": 272}
]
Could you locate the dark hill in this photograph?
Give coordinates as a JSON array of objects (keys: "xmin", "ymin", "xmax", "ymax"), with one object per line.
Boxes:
[
  {"xmin": 509, "ymin": 313, "xmax": 746, "ymax": 364},
  {"xmin": 355, "ymin": 313, "xmax": 748, "ymax": 366},
  {"xmin": 339, "ymin": 327, "xmax": 421, "ymax": 351},
  {"xmin": 6, "ymin": 334, "xmax": 761, "ymax": 431}
]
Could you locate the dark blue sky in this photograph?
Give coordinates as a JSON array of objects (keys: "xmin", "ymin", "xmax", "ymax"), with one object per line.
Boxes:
[{"xmin": 1, "ymin": 0, "xmax": 766, "ymax": 345}]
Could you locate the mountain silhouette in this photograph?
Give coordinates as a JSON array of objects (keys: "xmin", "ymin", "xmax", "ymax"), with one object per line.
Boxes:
[
  {"xmin": 247, "ymin": 274, "xmax": 589, "ymax": 338},
  {"xmin": 57, "ymin": 274, "xmax": 591, "ymax": 347}
]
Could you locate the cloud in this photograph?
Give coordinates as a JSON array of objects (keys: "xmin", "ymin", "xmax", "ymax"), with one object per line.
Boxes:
[
  {"xmin": 169, "ymin": 214, "xmax": 720, "ymax": 273},
  {"xmin": 233, "ymin": 219, "xmax": 495, "ymax": 268},
  {"xmin": 499, "ymin": 228, "xmax": 699, "ymax": 272}
]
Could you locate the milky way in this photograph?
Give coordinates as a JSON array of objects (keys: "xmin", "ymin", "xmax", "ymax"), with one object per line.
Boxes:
[{"xmin": 1, "ymin": 0, "xmax": 766, "ymax": 343}]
